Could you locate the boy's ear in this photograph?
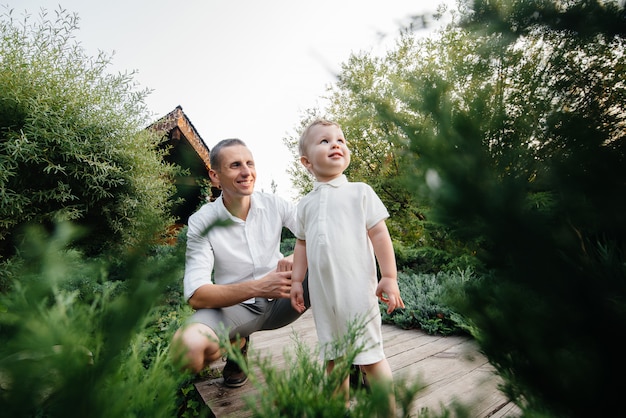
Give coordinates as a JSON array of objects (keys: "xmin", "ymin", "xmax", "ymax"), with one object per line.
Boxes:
[{"xmin": 300, "ymin": 155, "xmax": 311, "ymax": 170}]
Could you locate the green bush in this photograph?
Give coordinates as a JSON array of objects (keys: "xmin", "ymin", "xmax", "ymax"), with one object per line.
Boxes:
[
  {"xmin": 0, "ymin": 222, "xmax": 190, "ymax": 417},
  {"xmin": 394, "ymin": 240, "xmax": 483, "ymax": 275},
  {"xmin": 381, "ymin": 269, "xmax": 473, "ymax": 335},
  {"xmin": 0, "ymin": 7, "xmax": 178, "ymax": 260}
]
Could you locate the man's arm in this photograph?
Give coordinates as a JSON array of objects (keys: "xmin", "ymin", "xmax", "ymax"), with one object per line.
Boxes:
[{"xmin": 188, "ymin": 268, "xmax": 294, "ymax": 310}]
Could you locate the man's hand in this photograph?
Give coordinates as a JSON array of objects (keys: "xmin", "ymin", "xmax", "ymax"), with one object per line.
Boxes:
[
  {"xmin": 376, "ymin": 276, "xmax": 405, "ymax": 314},
  {"xmin": 276, "ymin": 256, "xmax": 293, "ymax": 272},
  {"xmin": 255, "ymin": 270, "xmax": 293, "ymax": 299},
  {"xmin": 189, "ymin": 257, "xmax": 295, "ymax": 309}
]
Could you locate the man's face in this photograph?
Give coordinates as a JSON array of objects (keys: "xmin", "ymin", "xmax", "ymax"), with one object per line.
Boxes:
[{"xmin": 210, "ymin": 144, "xmax": 256, "ymax": 197}]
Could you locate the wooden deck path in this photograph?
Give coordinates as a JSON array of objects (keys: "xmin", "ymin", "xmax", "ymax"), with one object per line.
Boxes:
[{"xmin": 195, "ymin": 310, "xmax": 520, "ymax": 417}]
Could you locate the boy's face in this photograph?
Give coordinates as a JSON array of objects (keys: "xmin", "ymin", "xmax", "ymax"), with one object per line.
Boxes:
[
  {"xmin": 209, "ymin": 144, "xmax": 256, "ymax": 197},
  {"xmin": 300, "ymin": 123, "xmax": 350, "ymax": 182}
]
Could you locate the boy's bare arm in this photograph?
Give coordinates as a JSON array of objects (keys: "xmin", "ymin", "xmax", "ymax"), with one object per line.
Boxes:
[
  {"xmin": 290, "ymin": 238, "xmax": 308, "ymax": 313},
  {"xmin": 368, "ymin": 220, "xmax": 405, "ymax": 313},
  {"xmin": 368, "ymin": 220, "xmax": 397, "ymax": 280}
]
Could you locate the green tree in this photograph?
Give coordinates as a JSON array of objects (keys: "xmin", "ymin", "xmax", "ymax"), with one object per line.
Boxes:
[
  {"xmin": 285, "ymin": 51, "xmax": 430, "ymax": 245},
  {"xmin": 0, "ymin": 7, "xmax": 178, "ymax": 261},
  {"xmin": 367, "ymin": 0, "xmax": 625, "ymax": 416},
  {"xmin": 283, "ymin": 108, "xmax": 321, "ymax": 198},
  {"xmin": 284, "ymin": 15, "xmax": 486, "ymax": 273}
]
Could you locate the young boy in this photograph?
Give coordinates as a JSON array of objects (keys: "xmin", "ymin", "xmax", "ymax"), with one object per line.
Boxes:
[{"xmin": 290, "ymin": 119, "xmax": 404, "ymax": 412}]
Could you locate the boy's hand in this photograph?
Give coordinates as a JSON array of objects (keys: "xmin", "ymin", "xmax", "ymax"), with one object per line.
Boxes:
[
  {"xmin": 290, "ymin": 281, "xmax": 306, "ymax": 313},
  {"xmin": 376, "ymin": 276, "xmax": 405, "ymax": 314}
]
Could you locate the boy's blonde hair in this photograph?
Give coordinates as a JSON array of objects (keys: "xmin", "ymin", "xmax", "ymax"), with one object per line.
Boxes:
[{"xmin": 298, "ymin": 118, "xmax": 341, "ymax": 157}]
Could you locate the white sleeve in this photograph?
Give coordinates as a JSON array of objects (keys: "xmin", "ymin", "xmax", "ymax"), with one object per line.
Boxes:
[
  {"xmin": 182, "ymin": 211, "xmax": 215, "ymax": 300},
  {"xmin": 282, "ymin": 197, "xmax": 297, "ymax": 234},
  {"xmin": 363, "ymin": 184, "xmax": 389, "ymax": 230}
]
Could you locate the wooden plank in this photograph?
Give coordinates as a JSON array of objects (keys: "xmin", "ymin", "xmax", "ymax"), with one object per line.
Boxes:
[
  {"xmin": 408, "ymin": 361, "xmax": 506, "ymax": 416},
  {"xmin": 488, "ymin": 402, "xmax": 522, "ymax": 418},
  {"xmin": 195, "ymin": 310, "xmax": 520, "ymax": 417}
]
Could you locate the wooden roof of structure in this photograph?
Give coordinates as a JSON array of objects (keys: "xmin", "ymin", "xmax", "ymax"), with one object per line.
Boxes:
[
  {"xmin": 149, "ymin": 105, "xmax": 211, "ymax": 172},
  {"xmin": 148, "ymin": 105, "xmax": 215, "ymax": 224}
]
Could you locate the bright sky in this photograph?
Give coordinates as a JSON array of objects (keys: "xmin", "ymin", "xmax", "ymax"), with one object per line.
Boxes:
[{"xmin": 10, "ymin": 0, "xmax": 454, "ymax": 201}]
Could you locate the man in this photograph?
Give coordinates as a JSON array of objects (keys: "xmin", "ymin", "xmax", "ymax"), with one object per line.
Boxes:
[{"xmin": 172, "ymin": 138, "xmax": 309, "ymax": 387}]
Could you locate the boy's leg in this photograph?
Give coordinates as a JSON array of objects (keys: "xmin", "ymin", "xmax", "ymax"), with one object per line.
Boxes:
[
  {"xmin": 359, "ymin": 358, "xmax": 393, "ymax": 382},
  {"xmin": 327, "ymin": 360, "xmax": 350, "ymax": 408},
  {"xmin": 360, "ymin": 358, "xmax": 396, "ymax": 414}
]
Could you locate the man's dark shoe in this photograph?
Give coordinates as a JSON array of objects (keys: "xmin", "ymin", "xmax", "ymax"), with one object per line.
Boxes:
[{"xmin": 222, "ymin": 337, "xmax": 249, "ymax": 388}]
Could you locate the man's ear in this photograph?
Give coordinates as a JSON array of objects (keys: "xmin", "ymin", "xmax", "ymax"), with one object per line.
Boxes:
[{"xmin": 209, "ymin": 169, "xmax": 220, "ymax": 188}]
